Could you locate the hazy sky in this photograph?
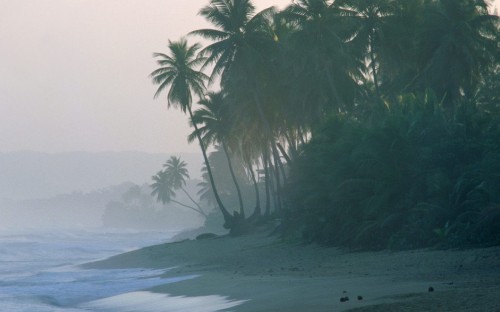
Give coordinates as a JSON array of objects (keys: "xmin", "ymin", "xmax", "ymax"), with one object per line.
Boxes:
[
  {"xmin": 0, "ymin": 0, "xmax": 290, "ymax": 154},
  {"xmin": 1, "ymin": 0, "xmax": 498, "ymax": 154}
]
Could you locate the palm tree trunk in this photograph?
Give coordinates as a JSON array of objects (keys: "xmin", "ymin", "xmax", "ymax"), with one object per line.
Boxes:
[
  {"xmin": 222, "ymin": 142, "xmax": 245, "ymax": 218},
  {"xmin": 180, "ymin": 187, "xmax": 207, "ymax": 217},
  {"xmin": 369, "ymin": 32, "xmax": 380, "ymax": 97},
  {"xmin": 276, "ymin": 142, "xmax": 292, "ymax": 164},
  {"xmin": 273, "ymin": 142, "xmax": 287, "ymax": 183},
  {"xmin": 246, "ymin": 157, "xmax": 261, "ymax": 219},
  {"xmin": 170, "ymin": 199, "xmax": 207, "ymax": 217},
  {"xmin": 273, "ymin": 148, "xmax": 283, "ymax": 212},
  {"xmin": 251, "ymin": 87, "xmax": 286, "ymax": 169},
  {"xmin": 187, "ymin": 107, "xmax": 233, "ymax": 224},
  {"xmin": 283, "ymin": 130, "xmax": 299, "ymax": 160},
  {"xmin": 263, "ymin": 150, "xmax": 271, "ymax": 217},
  {"xmin": 268, "ymin": 161, "xmax": 278, "ymax": 213},
  {"xmin": 298, "ymin": 126, "xmax": 307, "ymax": 145}
]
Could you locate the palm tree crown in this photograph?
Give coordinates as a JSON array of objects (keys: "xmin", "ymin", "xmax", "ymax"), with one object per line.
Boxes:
[
  {"xmin": 190, "ymin": 0, "xmax": 275, "ymax": 85},
  {"xmin": 150, "ymin": 171, "xmax": 175, "ymax": 204},
  {"xmin": 163, "ymin": 156, "xmax": 190, "ymax": 190},
  {"xmin": 150, "ymin": 38, "xmax": 208, "ymax": 112}
]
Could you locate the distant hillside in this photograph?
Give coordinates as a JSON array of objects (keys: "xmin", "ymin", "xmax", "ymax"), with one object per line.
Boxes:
[
  {"xmin": 1, "ymin": 182, "xmax": 135, "ymax": 229},
  {"xmin": 0, "ymin": 181, "xmax": 205, "ymax": 230},
  {"xmin": 0, "ymin": 151, "xmax": 203, "ymax": 200}
]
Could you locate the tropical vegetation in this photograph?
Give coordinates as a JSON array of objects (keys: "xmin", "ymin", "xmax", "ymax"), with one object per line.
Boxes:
[{"xmin": 150, "ymin": 0, "xmax": 499, "ymax": 249}]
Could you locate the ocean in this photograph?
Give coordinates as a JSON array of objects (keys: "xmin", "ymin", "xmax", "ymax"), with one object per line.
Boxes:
[{"xmin": 0, "ymin": 229, "xmax": 244, "ymax": 312}]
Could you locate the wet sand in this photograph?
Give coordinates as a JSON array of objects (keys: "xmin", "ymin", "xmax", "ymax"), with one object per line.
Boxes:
[{"xmin": 84, "ymin": 229, "xmax": 500, "ymax": 311}]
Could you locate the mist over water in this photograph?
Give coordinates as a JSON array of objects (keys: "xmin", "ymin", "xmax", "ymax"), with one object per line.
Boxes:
[{"xmin": 0, "ymin": 229, "xmax": 243, "ymax": 312}]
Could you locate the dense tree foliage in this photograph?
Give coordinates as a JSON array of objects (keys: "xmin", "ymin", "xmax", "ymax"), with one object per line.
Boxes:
[
  {"xmin": 151, "ymin": 0, "xmax": 499, "ymax": 248},
  {"xmin": 286, "ymin": 91, "xmax": 500, "ymax": 249}
]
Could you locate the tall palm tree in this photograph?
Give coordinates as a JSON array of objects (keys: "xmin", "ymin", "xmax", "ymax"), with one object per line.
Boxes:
[
  {"xmin": 150, "ymin": 38, "xmax": 233, "ymax": 225},
  {"xmin": 190, "ymin": 0, "xmax": 278, "ymax": 129},
  {"xmin": 190, "ymin": 0, "xmax": 284, "ymax": 218},
  {"xmin": 163, "ymin": 156, "xmax": 206, "ymax": 215},
  {"xmin": 188, "ymin": 92, "xmax": 246, "ymax": 217}
]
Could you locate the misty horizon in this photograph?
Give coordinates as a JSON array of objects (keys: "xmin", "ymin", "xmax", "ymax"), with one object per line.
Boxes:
[
  {"xmin": 0, "ymin": 150, "xmax": 204, "ymax": 200},
  {"xmin": 0, "ymin": 150, "xmax": 207, "ymax": 231}
]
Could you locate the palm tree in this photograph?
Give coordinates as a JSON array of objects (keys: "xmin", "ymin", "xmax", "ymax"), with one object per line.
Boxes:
[
  {"xmin": 190, "ymin": 0, "xmax": 278, "ymax": 130},
  {"xmin": 225, "ymin": 106, "xmax": 266, "ymax": 219},
  {"xmin": 415, "ymin": 0, "xmax": 499, "ymax": 112},
  {"xmin": 335, "ymin": 0, "xmax": 397, "ymax": 97},
  {"xmin": 150, "ymin": 171, "xmax": 175, "ymax": 204},
  {"xmin": 189, "ymin": 0, "xmax": 276, "ymax": 180},
  {"xmin": 150, "ymin": 38, "xmax": 234, "ymax": 225},
  {"xmin": 162, "ymin": 156, "xmax": 206, "ymax": 215},
  {"xmin": 150, "ymin": 171, "xmax": 206, "ymax": 217},
  {"xmin": 281, "ymin": 0, "xmax": 363, "ymax": 115},
  {"xmin": 197, "ymin": 165, "xmax": 217, "ymax": 209},
  {"xmin": 190, "ymin": 0, "xmax": 284, "ymax": 220},
  {"xmin": 189, "ymin": 0, "xmax": 274, "ymax": 84},
  {"xmin": 189, "ymin": 92, "xmax": 246, "ymax": 217}
]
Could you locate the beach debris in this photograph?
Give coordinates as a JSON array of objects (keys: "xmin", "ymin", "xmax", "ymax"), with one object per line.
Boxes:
[
  {"xmin": 340, "ymin": 296, "xmax": 350, "ymax": 303},
  {"xmin": 428, "ymin": 286, "xmax": 434, "ymax": 292},
  {"xmin": 357, "ymin": 296, "xmax": 363, "ymax": 301}
]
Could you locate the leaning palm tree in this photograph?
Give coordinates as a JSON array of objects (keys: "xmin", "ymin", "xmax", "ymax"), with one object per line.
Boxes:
[
  {"xmin": 150, "ymin": 38, "xmax": 233, "ymax": 226},
  {"xmin": 188, "ymin": 92, "xmax": 246, "ymax": 217},
  {"xmin": 163, "ymin": 156, "xmax": 206, "ymax": 215},
  {"xmin": 150, "ymin": 171, "xmax": 206, "ymax": 217}
]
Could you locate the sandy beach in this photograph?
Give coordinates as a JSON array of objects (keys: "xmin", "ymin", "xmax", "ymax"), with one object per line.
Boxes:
[{"xmin": 84, "ymin": 228, "xmax": 500, "ymax": 311}]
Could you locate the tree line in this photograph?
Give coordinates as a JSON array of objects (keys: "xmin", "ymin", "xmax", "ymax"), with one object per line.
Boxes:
[{"xmin": 150, "ymin": 0, "xmax": 499, "ymax": 248}]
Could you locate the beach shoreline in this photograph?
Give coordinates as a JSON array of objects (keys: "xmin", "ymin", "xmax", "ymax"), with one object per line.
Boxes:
[{"xmin": 83, "ymin": 229, "xmax": 500, "ymax": 311}]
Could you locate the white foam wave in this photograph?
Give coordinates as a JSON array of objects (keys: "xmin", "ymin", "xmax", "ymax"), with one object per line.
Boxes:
[{"xmin": 82, "ymin": 291, "xmax": 247, "ymax": 312}]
